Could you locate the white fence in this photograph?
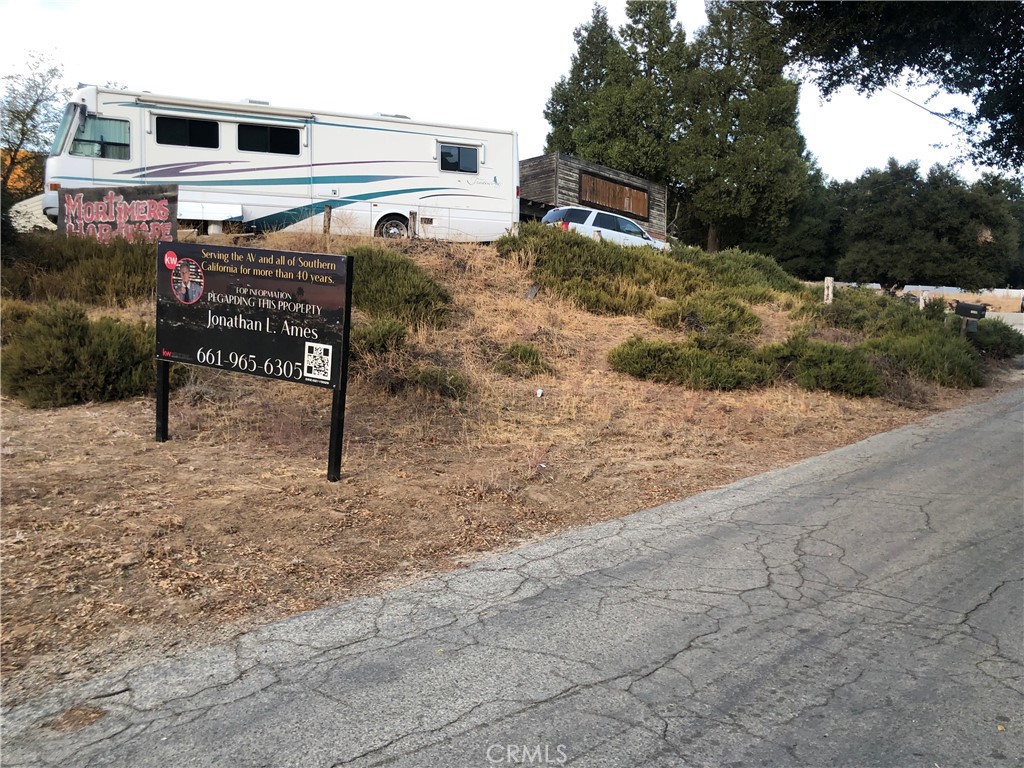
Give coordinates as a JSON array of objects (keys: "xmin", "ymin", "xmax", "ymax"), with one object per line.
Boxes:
[{"xmin": 903, "ymin": 285, "xmax": 1024, "ymax": 301}]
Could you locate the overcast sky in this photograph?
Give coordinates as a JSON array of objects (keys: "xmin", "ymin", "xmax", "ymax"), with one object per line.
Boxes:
[{"xmin": 0, "ymin": 0, "xmax": 998, "ymax": 183}]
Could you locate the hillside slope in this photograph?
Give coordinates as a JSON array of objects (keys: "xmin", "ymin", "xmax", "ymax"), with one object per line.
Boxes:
[{"xmin": 2, "ymin": 235, "xmax": 1021, "ymax": 707}]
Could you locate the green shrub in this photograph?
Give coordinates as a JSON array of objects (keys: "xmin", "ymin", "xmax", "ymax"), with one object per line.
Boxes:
[
  {"xmin": 77, "ymin": 317, "xmax": 155, "ymax": 402},
  {"xmin": 349, "ymin": 245, "xmax": 450, "ymax": 326},
  {"xmin": 497, "ymin": 223, "xmax": 700, "ymax": 315},
  {"xmin": 673, "ymin": 246, "xmax": 806, "ymax": 295},
  {"xmin": 814, "ymin": 288, "xmax": 938, "ymax": 338},
  {"xmin": 350, "ymin": 316, "xmax": 407, "ymax": 360},
  {"xmin": 608, "ymin": 336, "xmax": 774, "ymax": 391},
  {"xmin": 792, "ymin": 342, "xmax": 885, "ymax": 397},
  {"xmin": 495, "ymin": 342, "xmax": 553, "ymax": 377},
  {"xmin": 1, "ymin": 233, "xmax": 155, "ymax": 305},
  {"xmin": 0, "ymin": 302, "xmax": 154, "ymax": 407},
  {"xmin": 972, "ymin": 318, "xmax": 1024, "ymax": 359},
  {"xmin": 922, "ymin": 297, "xmax": 948, "ymax": 323},
  {"xmin": 864, "ymin": 330, "xmax": 983, "ymax": 389},
  {"xmin": 649, "ymin": 291, "xmax": 762, "ymax": 337},
  {"xmin": 409, "ymin": 366, "xmax": 470, "ymax": 400},
  {"xmin": 1, "ymin": 298, "xmax": 40, "ymax": 345}
]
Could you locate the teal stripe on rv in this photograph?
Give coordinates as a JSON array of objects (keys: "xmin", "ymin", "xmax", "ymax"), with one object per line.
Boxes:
[{"xmin": 248, "ymin": 187, "xmax": 490, "ymax": 231}]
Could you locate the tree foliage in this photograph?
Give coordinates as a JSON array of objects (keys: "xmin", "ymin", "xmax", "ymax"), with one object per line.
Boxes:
[
  {"xmin": 1, "ymin": 51, "xmax": 68, "ymax": 198},
  {"xmin": 672, "ymin": 0, "xmax": 807, "ymax": 251},
  {"xmin": 545, "ymin": 1, "xmax": 686, "ymax": 184},
  {"xmin": 546, "ymin": 0, "xmax": 807, "ymax": 252},
  {"xmin": 544, "ymin": 4, "xmax": 623, "ymax": 158},
  {"xmin": 834, "ymin": 161, "xmax": 1021, "ymax": 291},
  {"xmin": 759, "ymin": 1, "xmax": 1024, "ymax": 172}
]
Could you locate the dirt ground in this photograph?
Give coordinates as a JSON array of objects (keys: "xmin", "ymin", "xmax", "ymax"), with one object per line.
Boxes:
[{"xmin": 2, "ymin": 240, "xmax": 1022, "ymax": 708}]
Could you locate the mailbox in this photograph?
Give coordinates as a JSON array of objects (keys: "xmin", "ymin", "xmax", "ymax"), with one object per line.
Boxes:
[{"xmin": 954, "ymin": 301, "xmax": 987, "ymax": 320}]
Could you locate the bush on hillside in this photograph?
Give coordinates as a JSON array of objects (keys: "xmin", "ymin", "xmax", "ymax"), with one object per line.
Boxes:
[
  {"xmin": 496, "ymin": 223, "xmax": 701, "ymax": 314},
  {"xmin": 607, "ymin": 336, "xmax": 774, "ymax": 391},
  {"xmin": 0, "ymin": 298, "xmax": 40, "ymax": 345},
  {"xmin": 672, "ymin": 245, "xmax": 808, "ymax": 296},
  {"xmin": 408, "ymin": 366, "xmax": 471, "ymax": 400},
  {"xmin": 791, "ymin": 342, "xmax": 885, "ymax": 397},
  {"xmin": 754, "ymin": 336, "xmax": 885, "ymax": 396},
  {"xmin": 812, "ymin": 288, "xmax": 939, "ymax": 338},
  {"xmin": 497, "ymin": 223, "xmax": 809, "ymax": 320},
  {"xmin": 649, "ymin": 291, "xmax": 762, "ymax": 337},
  {"xmin": 863, "ymin": 330, "xmax": 984, "ymax": 389},
  {"xmin": 1, "ymin": 232, "xmax": 155, "ymax": 305},
  {"xmin": 494, "ymin": 342, "xmax": 553, "ymax": 378},
  {"xmin": 349, "ymin": 245, "xmax": 450, "ymax": 326},
  {"xmin": 350, "ymin": 316, "xmax": 407, "ymax": 361},
  {"xmin": 1, "ymin": 302, "xmax": 154, "ymax": 407},
  {"xmin": 971, "ymin": 317, "xmax": 1024, "ymax": 359}
]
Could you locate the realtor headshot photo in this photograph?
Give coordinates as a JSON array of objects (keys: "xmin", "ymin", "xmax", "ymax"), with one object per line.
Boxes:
[{"xmin": 172, "ymin": 259, "xmax": 204, "ymax": 304}]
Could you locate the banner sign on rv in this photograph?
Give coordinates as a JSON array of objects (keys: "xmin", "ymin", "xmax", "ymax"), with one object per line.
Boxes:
[{"xmin": 58, "ymin": 184, "xmax": 177, "ymax": 243}]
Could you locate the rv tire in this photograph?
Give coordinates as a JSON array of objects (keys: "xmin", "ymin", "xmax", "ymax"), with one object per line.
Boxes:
[{"xmin": 375, "ymin": 215, "xmax": 409, "ymax": 239}]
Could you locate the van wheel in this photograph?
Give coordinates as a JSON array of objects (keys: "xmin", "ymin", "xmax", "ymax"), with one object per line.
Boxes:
[{"xmin": 375, "ymin": 215, "xmax": 408, "ymax": 238}]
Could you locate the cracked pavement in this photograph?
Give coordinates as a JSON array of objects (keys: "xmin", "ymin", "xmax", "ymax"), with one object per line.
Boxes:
[{"xmin": 4, "ymin": 388, "xmax": 1022, "ymax": 767}]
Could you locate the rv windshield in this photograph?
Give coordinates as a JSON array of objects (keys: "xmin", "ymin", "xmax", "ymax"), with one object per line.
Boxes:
[{"xmin": 49, "ymin": 103, "xmax": 79, "ymax": 156}]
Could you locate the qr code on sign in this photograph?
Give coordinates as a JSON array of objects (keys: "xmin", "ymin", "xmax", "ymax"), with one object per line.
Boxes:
[{"xmin": 303, "ymin": 343, "xmax": 333, "ymax": 381}]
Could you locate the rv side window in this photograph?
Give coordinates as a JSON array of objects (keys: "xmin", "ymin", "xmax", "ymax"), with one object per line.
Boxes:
[
  {"xmin": 69, "ymin": 116, "xmax": 130, "ymax": 160},
  {"xmin": 238, "ymin": 123, "xmax": 301, "ymax": 155},
  {"xmin": 156, "ymin": 116, "xmax": 219, "ymax": 149},
  {"xmin": 439, "ymin": 144, "xmax": 478, "ymax": 174}
]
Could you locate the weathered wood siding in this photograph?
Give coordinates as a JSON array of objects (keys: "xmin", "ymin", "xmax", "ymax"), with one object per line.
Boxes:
[
  {"xmin": 519, "ymin": 152, "xmax": 668, "ymax": 239},
  {"xmin": 579, "ymin": 172, "xmax": 649, "ymax": 220}
]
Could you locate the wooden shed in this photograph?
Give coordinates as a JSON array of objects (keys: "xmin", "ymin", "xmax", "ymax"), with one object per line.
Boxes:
[{"xmin": 519, "ymin": 153, "xmax": 669, "ymax": 239}]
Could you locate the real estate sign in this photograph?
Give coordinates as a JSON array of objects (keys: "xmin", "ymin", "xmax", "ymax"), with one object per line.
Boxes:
[
  {"xmin": 155, "ymin": 241, "xmax": 354, "ymax": 480},
  {"xmin": 156, "ymin": 241, "xmax": 350, "ymax": 388}
]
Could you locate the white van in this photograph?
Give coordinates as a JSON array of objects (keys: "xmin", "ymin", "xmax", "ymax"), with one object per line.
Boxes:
[{"xmin": 541, "ymin": 206, "xmax": 670, "ymax": 251}]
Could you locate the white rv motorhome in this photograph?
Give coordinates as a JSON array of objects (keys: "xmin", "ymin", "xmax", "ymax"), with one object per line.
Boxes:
[{"xmin": 43, "ymin": 85, "xmax": 520, "ymax": 241}]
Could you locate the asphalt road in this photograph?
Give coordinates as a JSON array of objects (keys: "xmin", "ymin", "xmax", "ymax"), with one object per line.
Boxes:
[{"xmin": 5, "ymin": 388, "xmax": 1023, "ymax": 768}]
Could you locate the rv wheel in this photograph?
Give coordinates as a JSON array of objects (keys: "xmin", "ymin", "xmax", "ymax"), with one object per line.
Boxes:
[{"xmin": 375, "ymin": 215, "xmax": 409, "ymax": 239}]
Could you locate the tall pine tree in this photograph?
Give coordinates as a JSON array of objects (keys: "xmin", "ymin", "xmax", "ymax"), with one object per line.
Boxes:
[
  {"xmin": 544, "ymin": 1, "xmax": 686, "ymax": 183},
  {"xmin": 672, "ymin": 0, "xmax": 807, "ymax": 251},
  {"xmin": 543, "ymin": 4, "xmax": 621, "ymax": 157}
]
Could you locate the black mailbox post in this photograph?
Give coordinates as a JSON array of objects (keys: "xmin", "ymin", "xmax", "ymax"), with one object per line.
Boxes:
[
  {"xmin": 954, "ymin": 301, "xmax": 987, "ymax": 320},
  {"xmin": 954, "ymin": 301, "xmax": 987, "ymax": 337}
]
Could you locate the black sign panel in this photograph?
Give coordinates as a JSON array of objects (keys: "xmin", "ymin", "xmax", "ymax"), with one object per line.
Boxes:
[
  {"xmin": 59, "ymin": 185, "xmax": 177, "ymax": 243},
  {"xmin": 156, "ymin": 242, "xmax": 350, "ymax": 389}
]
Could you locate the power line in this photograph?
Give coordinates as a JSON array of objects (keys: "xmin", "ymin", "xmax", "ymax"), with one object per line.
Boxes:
[{"xmin": 884, "ymin": 88, "xmax": 963, "ymax": 130}]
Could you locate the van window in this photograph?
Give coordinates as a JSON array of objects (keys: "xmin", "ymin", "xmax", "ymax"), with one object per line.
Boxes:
[
  {"xmin": 542, "ymin": 208, "xmax": 590, "ymax": 225},
  {"xmin": 618, "ymin": 218, "xmax": 647, "ymax": 238},
  {"xmin": 440, "ymin": 144, "xmax": 478, "ymax": 174},
  {"xmin": 593, "ymin": 212, "xmax": 622, "ymax": 232},
  {"xmin": 156, "ymin": 116, "xmax": 219, "ymax": 149},
  {"xmin": 238, "ymin": 123, "xmax": 301, "ymax": 155},
  {"xmin": 69, "ymin": 116, "xmax": 130, "ymax": 159}
]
